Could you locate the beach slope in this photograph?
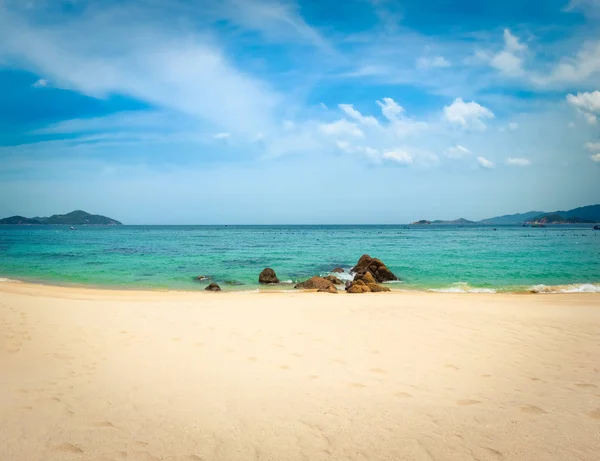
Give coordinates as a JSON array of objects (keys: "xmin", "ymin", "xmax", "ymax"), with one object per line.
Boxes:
[{"xmin": 1, "ymin": 282, "xmax": 599, "ymax": 460}]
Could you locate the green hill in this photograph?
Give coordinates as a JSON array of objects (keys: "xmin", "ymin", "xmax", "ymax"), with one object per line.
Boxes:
[{"xmin": 0, "ymin": 210, "xmax": 122, "ymax": 226}]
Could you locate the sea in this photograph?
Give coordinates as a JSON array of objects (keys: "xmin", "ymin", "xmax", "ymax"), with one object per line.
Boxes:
[{"xmin": 0, "ymin": 224, "xmax": 599, "ymax": 293}]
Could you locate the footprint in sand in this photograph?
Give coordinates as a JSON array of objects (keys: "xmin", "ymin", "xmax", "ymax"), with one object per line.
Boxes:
[
  {"xmin": 349, "ymin": 382, "xmax": 367, "ymax": 388},
  {"xmin": 574, "ymin": 383, "xmax": 597, "ymax": 389},
  {"xmin": 247, "ymin": 356, "xmax": 258, "ymax": 362},
  {"xmin": 445, "ymin": 364, "xmax": 460, "ymax": 370},
  {"xmin": 92, "ymin": 421, "xmax": 115, "ymax": 428},
  {"xmin": 589, "ymin": 409, "xmax": 600, "ymax": 420},
  {"xmin": 393, "ymin": 391, "xmax": 412, "ymax": 398},
  {"xmin": 279, "ymin": 365, "xmax": 290, "ymax": 370},
  {"xmin": 520, "ymin": 405, "xmax": 547, "ymax": 415},
  {"xmin": 457, "ymin": 399, "xmax": 481, "ymax": 406},
  {"xmin": 52, "ymin": 443, "xmax": 84, "ymax": 454},
  {"xmin": 370, "ymin": 368, "xmax": 387, "ymax": 374}
]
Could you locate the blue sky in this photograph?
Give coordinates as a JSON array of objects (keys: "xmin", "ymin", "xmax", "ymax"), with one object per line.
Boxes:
[{"xmin": 0, "ymin": 0, "xmax": 599, "ymax": 224}]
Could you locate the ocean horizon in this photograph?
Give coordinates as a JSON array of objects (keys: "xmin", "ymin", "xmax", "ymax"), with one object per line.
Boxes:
[{"xmin": 1, "ymin": 224, "xmax": 599, "ymax": 293}]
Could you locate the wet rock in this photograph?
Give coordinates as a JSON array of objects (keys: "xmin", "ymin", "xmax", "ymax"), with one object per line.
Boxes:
[
  {"xmin": 194, "ymin": 275, "xmax": 211, "ymax": 281},
  {"xmin": 295, "ymin": 276, "xmax": 335, "ymax": 291},
  {"xmin": 259, "ymin": 268, "xmax": 279, "ymax": 284},
  {"xmin": 205, "ymin": 283, "xmax": 221, "ymax": 292},
  {"xmin": 331, "ymin": 267, "xmax": 345, "ymax": 273},
  {"xmin": 323, "ymin": 275, "xmax": 344, "ymax": 285}
]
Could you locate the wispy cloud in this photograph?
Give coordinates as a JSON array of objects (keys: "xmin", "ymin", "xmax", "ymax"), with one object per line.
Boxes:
[
  {"xmin": 477, "ymin": 156, "xmax": 495, "ymax": 169},
  {"xmin": 506, "ymin": 157, "xmax": 531, "ymax": 166}
]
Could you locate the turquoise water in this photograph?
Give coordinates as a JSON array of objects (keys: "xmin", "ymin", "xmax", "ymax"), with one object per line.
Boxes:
[{"xmin": 0, "ymin": 225, "xmax": 599, "ymax": 292}]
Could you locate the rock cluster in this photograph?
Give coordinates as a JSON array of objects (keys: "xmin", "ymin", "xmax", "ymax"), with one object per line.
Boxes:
[{"xmin": 345, "ymin": 255, "xmax": 397, "ymax": 294}]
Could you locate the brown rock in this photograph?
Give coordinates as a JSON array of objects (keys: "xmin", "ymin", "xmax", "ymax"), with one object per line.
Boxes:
[
  {"xmin": 354, "ymin": 271, "xmax": 377, "ymax": 285},
  {"xmin": 323, "ymin": 275, "xmax": 344, "ymax": 285},
  {"xmin": 317, "ymin": 285, "xmax": 338, "ymax": 294},
  {"xmin": 367, "ymin": 283, "xmax": 390, "ymax": 292},
  {"xmin": 259, "ymin": 268, "xmax": 279, "ymax": 284},
  {"xmin": 351, "ymin": 254, "xmax": 373, "ymax": 274},
  {"xmin": 205, "ymin": 283, "xmax": 221, "ymax": 292},
  {"xmin": 346, "ymin": 280, "xmax": 371, "ymax": 293},
  {"xmin": 350, "ymin": 254, "xmax": 398, "ymax": 283},
  {"xmin": 331, "ymin": 267, "xmax": 345, "ymax": 273},
  {"xmin": 295, "ymin": 276, "xmax": 335, "ymax": 291}
]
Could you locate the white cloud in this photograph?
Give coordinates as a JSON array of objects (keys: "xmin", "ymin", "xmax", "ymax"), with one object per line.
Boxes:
[
  {"xmin": 417, "ymin": 56, "xmax": 451, "ymax": 69},
  {"xmin": 506, "ymin": 157, "xmax": 531, "ymax": 166},
  {"xmin": 445, "ymin": 145, "xmax": 471, "ymax": 159},
  {"xmin": 383, "ymin": 150, "xmax": 413, "ymax": 165},
  {"xmin": 376, "ymin": 97, "xmax": 404, "ymax": 121},
  {"xmin": 591, "ymin": 153, "xmax": 600, "ymax": 162},
  {"xmin": 508, "ymin": 122, "xmax": 518, "ymax": 130},
  {"xmin": 320, "ymin": 119, "xmax": 364, "ymax": 137},
  {"xmin": 477, "ymin": 156, "xmax": 494, "ymax": 169},
  {"xmin": 585, "ymin": 142, "xmax": 600, "ymax": 151},
  {"xmin": 567, "ymin": 91, "xmax": 600, "ymax": 124},
  {"xmin": 503, "ymin": 29, "xmax": 526, "ymax": 53},
  {"xmin": 443, "ymin": 98, "xmax": 495, "ymax": 130},
  {"xmin": 338, "ymin": 104, "xmax": 380, "ymax": 127},
  {"xmin": 214, "ymin": 132, "xmax": 231, "ymax": 139},
  {"xmin": 533, "ymin": 41, "xmax": 600, "ymax": 87},
  {"xmin": 478, "ymin": 29, "xmax": 527, "ymax": 77},
  {"xmin": 32, "ymin": 78, "xmax": 47, "ymax": 87}
]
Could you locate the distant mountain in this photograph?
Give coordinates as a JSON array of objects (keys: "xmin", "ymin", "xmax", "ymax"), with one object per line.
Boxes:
[
  {"xmin": 553, "ymin": 204, "xmax": 600, "ymax": 222},
  {"xmin": 431, "ymin": 218, "xmax": 476, "ymax": 225},
  {"xmin": 529, "ymin": 213, "xmax": 594, "ymax": 224},
  {"xmin": 0, "ymin": 210, "xmax": 122, "ymax": 226},
  {"xmin": 480, "ymin": 205, "xmax": 600, "ymax": 224},
  {"xmin": 479, "ymin": 211, "xmax": 546, "ymax": 225},
  {"xmin": 411, "ymin": 220, "xmax": 431, "ymax": 225}
]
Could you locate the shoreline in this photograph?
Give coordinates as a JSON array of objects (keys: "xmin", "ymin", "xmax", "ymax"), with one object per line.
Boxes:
[{"xmin": 1, "ymin": 277, "xmax": 600, "ymax": 299}]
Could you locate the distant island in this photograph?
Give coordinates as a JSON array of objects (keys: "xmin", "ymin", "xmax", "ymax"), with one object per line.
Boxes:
[
  {"xmin": 0, "ymin": 210, "xmax": 122, "ymax": 226},
  {"xmin": 415, "ymin": 204, "xmax": 600, "ymax": 225}
]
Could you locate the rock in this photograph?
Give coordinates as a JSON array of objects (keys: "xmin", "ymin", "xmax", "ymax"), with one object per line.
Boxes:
[
  {"xmin": 259, "ymin": 268, "xmax": 279, "ymax": 284},
  {"xmin": 354, "ymin": 271, "xmax": 376, "ymax": 285},
  {"xmin": 205, "ymin": 283, "xmax": 221, "ymax": 292},
  {"xmin": 367, "ymin": 284, "xmax": 390, "ymax": 292},
  {"xmin": 350, "ymin": 254, "xmax": 398, "ymax": 283},
  {"xmin": 194, "ymin": 275, "xmax": 211, "ymax": 281},
  {"xmin": 323, "ymin": 275, "xmax": 344, "ymax": 285},
  {"xmin": 317, "ymin": 285, "xmax": 338, "ymax": 294},
  {"xmin": 331, "ymin": 267, "xmax": 345, "ymax": 273},
  {"xmin": 295, "ymin": 276, "xmax": 335, "ymax": 291},
  {"xmin": 346, "ymin": 279, "xmax": 371, "ymax": 293}
]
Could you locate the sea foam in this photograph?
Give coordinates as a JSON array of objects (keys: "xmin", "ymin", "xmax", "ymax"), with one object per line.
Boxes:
[
  {"xmin": 528, "ymin": 284, "xmax": 600, "ymax": 294},
  {"xmin": 429, "ymin": 282, "xmax": 496, "ymax": 294}
]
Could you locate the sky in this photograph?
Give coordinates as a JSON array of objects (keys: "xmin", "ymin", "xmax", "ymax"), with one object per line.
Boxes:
[{"xmin": 0, "ymin": 0, "xmax": 599, "ymax": 224}]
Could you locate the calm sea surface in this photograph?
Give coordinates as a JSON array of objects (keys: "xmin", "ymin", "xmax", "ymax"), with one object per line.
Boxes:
[{"xmin": 1, "ymin": 225, "xmax": 599, "ymax": 292}]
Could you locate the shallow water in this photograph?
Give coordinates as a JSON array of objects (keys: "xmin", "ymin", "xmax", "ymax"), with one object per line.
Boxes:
[{"xmin": 0, "ymin": 224, "xmax": 599, "ymax": 292}]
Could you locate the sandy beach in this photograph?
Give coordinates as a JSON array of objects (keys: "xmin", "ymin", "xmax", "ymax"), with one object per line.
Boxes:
[{"xmin": 1, "ymin": 281, "xmax": 599, "ymax": 461}]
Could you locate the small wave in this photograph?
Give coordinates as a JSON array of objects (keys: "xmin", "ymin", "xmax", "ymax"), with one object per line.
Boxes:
[
  {"xmin": 326, "ymin": 270, "xmax": 354, "ymax": 282},
  {"xmin": 383, "ymin": 280, "xmax": 404, "ymax": 284},
  {"xmin": 429, "ymin": 282, "xmax": 496, "ymax": 294},
  {"xmin": 279, "ymin": 279, "xmax": 294, "ymax": 284},
  {"xmin": 0, "ymin": 277, "xmax": 12, "ymax": 282},
  {"xmin": 528, "ymin": 284, "xmax": 600, "ymax": 294}
]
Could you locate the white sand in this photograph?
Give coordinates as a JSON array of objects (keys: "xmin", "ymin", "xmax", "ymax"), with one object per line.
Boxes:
[{"xmin": 1, "ymin": 281, "xmax": 599, "ymax": 460}]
